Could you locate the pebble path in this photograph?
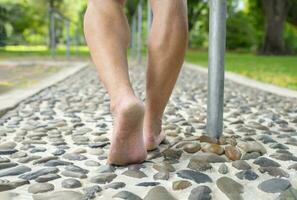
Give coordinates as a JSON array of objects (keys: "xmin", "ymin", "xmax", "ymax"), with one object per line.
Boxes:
[{"xmin": 0, "ymin": 65, "xmax": 296, "ymax": 200}]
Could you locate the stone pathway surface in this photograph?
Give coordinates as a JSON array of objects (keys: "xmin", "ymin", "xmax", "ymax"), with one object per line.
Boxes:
[{"xmin": 0, "ymin": 65, "xmax": 296, "ymax": 200}]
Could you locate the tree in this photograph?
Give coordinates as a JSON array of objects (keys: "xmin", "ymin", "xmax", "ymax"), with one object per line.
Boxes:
[{"xmin": 261, "ymin": 0, "xmax": 289, "ymax": 55}]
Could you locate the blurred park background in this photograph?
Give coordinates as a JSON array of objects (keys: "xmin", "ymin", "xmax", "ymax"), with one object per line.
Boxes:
[{"xmin": 0, "ymin": 0, "xmax": 296, "ymax": 94}]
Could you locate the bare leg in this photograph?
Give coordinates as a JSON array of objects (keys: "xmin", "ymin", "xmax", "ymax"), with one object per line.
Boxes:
[
  {"xmin": 84, "ymin": 0, "xmax": 146, "ymax": 165},
  {"xmin": 144, "ymin": 0, "xmax": 188, "ymax": 150}
]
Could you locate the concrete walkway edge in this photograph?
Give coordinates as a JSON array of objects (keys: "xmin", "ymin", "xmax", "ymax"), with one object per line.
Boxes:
[
  {"xmin": 185, "ymin": 62, "xmax": 297, "ymax": 99},
  {"xmin": 0, "ymin": 62, "xmax": 89, "ymax": 117}
]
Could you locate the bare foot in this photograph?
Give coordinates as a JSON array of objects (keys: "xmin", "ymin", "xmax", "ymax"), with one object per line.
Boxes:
[
  {"xmin": 143, "ymin": 118, "xmax": 166, "ymax": 151},
  {"xmin": 108, "ymin": 97, "xmax": 147, "ymax": 165}
]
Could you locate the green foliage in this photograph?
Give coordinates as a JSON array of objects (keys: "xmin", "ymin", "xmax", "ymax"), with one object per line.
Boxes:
[
  {"xmin": 226, "ymin": 11, "xmax": 256, "ymax": 50},
  {"xmin": 186, "ymin": 50, "xmax": 297, "ymax": 90}
]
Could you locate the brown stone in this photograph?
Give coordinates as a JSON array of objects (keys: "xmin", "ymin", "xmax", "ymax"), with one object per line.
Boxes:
[
  {"xmin": 201, "ymin": 143, "xmax": 224, "ymax": 155},
  {"xmin": 183, "ymin": 143, "xmax": 201, "ymax": 153},
  {"xmin": 172, "ymin": 180, "xmax": 192, "ymax": 190},
  {"xmin": 225, "ymin": 146, "xmax": 242, "ymax": 161},
  {"xmin": 199, "ymin": 135, "xmax": 218, "ymax": 144}
]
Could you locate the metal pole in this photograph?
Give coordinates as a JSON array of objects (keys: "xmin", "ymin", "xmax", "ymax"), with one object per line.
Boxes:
[
  {"xmin": 207, "ymin": 0, "xmax": 226, "ymax": 139},
  {"xmin": 65, "ymin": 20, "xmax": 70, "ymax": 58},
  {"xmin": 50, "ymin": 9, "xmax": 56, "ymax": 57},
  {"xmin": 147, "ymin": 0, "xmax": 152, "ymax": 32},
  {"xmin": 137, "ymin": 0, "xmax": 142, "ymax": 64}
]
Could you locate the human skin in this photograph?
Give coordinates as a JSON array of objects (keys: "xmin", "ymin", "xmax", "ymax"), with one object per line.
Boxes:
[{"xmin": 84, "ymin": 0, "xmax": 188, "ymax": 165}]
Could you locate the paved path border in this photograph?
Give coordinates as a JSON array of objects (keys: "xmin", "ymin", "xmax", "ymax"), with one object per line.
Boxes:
[
  {"xmin": 185, "ymin": 62, "xmax": 297, "ymax": 99},
  {"xmin": 0, "ymin": 61, "xmax": 89, "ymax": 117}
]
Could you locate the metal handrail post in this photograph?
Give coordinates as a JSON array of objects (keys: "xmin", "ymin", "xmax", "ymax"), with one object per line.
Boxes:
[
  {"xmin": 65, "ymin": 20, "xmax": 71, "ymax": 59},
  {"xmin": 207, "ymin": 0, "xmax": 227, "ymax": 139}
]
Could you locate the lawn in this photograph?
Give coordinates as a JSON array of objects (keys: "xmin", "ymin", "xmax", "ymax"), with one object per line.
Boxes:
[
  {"xmin": 1, "ymin": 46, "xmax": 296, "ymax": 90},
  {"xmin": 186, "ymin": 50, "xmax": 297, "ymax": 90},
  {"xmin": 0, "ymin": 45, "xmax": 90, "ymax": 59}
]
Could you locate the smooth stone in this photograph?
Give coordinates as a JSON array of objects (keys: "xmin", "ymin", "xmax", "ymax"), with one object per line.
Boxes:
[
  {"xmin": 177, "ymin": 170, "xmax": 212, "ymax": 184},
  {"xmin": 0, "ymin": 142, "xmax": 16, "ymax": 150},
  {"xmin": 288, "ymin": 163, "xmax": 297, "ymax": 170},
  {"xmin": 188, "ymin": 185, "xmax": 212, "ymax": 200},
  {"xmin": 224, "ymin": 146, "xmax": 241, "ymax": 161},
  {"xmin": 235, "ymin": 169, "xmax": 259, "ymax": 180},
  {"xmin": 52, "ymin": 149, "xmax": 65, "ymax": 156},
  {"xmin": 104, "ymin": 182, "xmax": 126, "ymax": 189},
  {"xmin": 0, "ymin": 162, "xmax": 18, "ymax": 170},
  {"xmin": 153, "ymin": 171, "xmax": 169, "ymax": 180},
  {"xmin": 0, "ymin": 165, "xmax": 31, "ymax": 177},
  {"xmin": 278, "ymin": 187, "xmax": 297, "ymax": 200},
  {"xmin": 113, "ymin": 191, "xmax": 142, "ymax": 200},
  {"xmin": 0, "ymin": 183, "xmax": 16, "ymax": 192},
  {"xmin": 88, "ymin": 148, "xmax": 104, "ymax": 156},
  {"xmin": 65, "ymin": 164, "xmax": 89, "ymax": 174},
  {"xmin": 187, "ymin": 159, "xmax": 212, "ymax": 171},
  {"xmin": 218, "ymin": 163, "xmax": 229, "ymax": 174},
  {"xmin": 253, "ymin": 157, "xmax": 281, "ymax": 167},
  {"xmin": 258, "ymin": 178, "xmax": 291, "ymax": 193},
  {"xmin": 33, "ymin": 156, "xmax": 58, "ymax": 165},
  {"xmin": 201, "ymin": 143, "xmax": 224, "ymax": 155},
  {"xmin": 61, "ymin": 170, "xmax": 87, "ymax": 179},
  {"xmin": 259, "ymin": 167, "xmax": 289, "ymax": 178},
  {"xmin": 28, "ymin": 183, "xmax": 54, "ymax": 194},
  {"xmin": 122, "ymin": 169, "xmax": 147, "ymax": 178},
  {"xmin": 19, "ymin": 167, "xmax": 59, "ymax": 180},
  {"xmin": 33, "ymin": 191, "xmax": 84, "ymax": 200},
  {"xmin": 10, "ymin": 179, "xmax": 30, "ymax": 187},
  {"xmin": 96, "ymin": 165, "xmax": 115, "ymax": 173},
  {"xmin": 0, "ymin": 149, "xmax": 18, "ymax": 155},
  {"xmin": 128, "ymin": 164, "xmax": 146, "ymax": 171},
  {"xmin": 269, "ymin": 143, "xmax": 289, "ymax": 150},
  {"xmin": 10, "ymin": 151, "xmax": 27, "ymax": 158},
  {"xmin": 30, "ymin": 147, "xmax": 47, "ymax": 153},
  {"xmin": 63, "ymin": 153, "xmax": 87, "ymax": 161},
  {"xmin": 183, "ymin": 143, "xmax": 201, "ymax": 153},
  {"xmin": 0, "ymin": 157, "xmax": 10, "ymax": 163},
  {"xmin": 44, "ymin": 160, "xmax": 72, "ymax": 167},
  {"xmin": 232, "ymin": 160, "xmax": 251, "ymax": 170},
  {"xmin": 62, "ymin": 178, "xmax": 82, "ymax": 188},
  {"xmin": 241, "ymin": 152, "xmax": 261, "ymax": 160},
  {"xmin": 137, "ymin": 182, "xmax": 160, "ymax": 187},
  {"xmin": 237, "ymin": 141, "xmax": 267, "ymax": 155},
  {"xmin": 85, "ymin": 160, "xmax": 100, "ymax": 167},
  {"xmin": 83, "ymin": 185, "xmax": 102, "ymax": 199},
  {"xmin": 190, "ymin": 152, "xmax": 227, "ymax": 163},
  {"xmin": 257, "ymin": 135, "xmax": 276, "ymax": 144},
  {"xmin": 199, "ymin": 135, "xmax": 218, "ymax": 144},
  {"xmin": 153, "ymin": 162, "xmax": 175, "ymax": 172},
  {"xmin": 36, "ymin": 174, "xmax": 61, "ymax": 183},
  {"xmin": 172, "ymin": 180, "xmax": 192, "ymax": 190},
  {"xmin": 89, "ymin": 173, "xmax": 117, "ymax": 184},
  {"xmin": 217, "ymin": 177, "xmax": 244, "ymax": 200},
  {"xmin": 162, "ymin": 148, "xmax": 183, "ymax": 160},
  {"xmin": 270, "ymin": 153, "xmax": 297, "ymax": 161},
  {"xmin": 18, "ymin": 155, "xmax": 41, "ymax": 163},
  {"xmin": 144, "ymin": 186, "xmax": 177, "ymax": 200}
]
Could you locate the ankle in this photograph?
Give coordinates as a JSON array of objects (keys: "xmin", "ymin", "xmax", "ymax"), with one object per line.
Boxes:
[
  {"xmin": 144, "ymin": 115, "xmax": 162, "ymax": 137},
  {"xmin": 110, "ymin": 95, "xmax": 143, "ymax": 116}
]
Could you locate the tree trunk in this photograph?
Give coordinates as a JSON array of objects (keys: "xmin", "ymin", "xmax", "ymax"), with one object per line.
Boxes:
[{"xmin": 261, "ymin": 0, "xmax": 288, "ymax": 55}]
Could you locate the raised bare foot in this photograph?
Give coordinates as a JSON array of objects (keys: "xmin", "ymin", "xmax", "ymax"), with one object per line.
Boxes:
[
  {"xmin": 108, "ymin": 96, "xmax": 147, "ymax": 165},
  {"xmin": 143, "ymin": 117, "xmax": 166, "ymax": 151}
]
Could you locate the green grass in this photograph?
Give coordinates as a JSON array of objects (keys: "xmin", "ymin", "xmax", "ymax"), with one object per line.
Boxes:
[
  {"xmin": 186, "ymin": 50, "xmax": 297, "ymax": 90},
  {"xmin": 1, "ymin": 46, "xmax": 296, "ymax": 90},
  {"xmin": 0, "ymin": 45, "xmax": 90, "ymax": 58}
]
